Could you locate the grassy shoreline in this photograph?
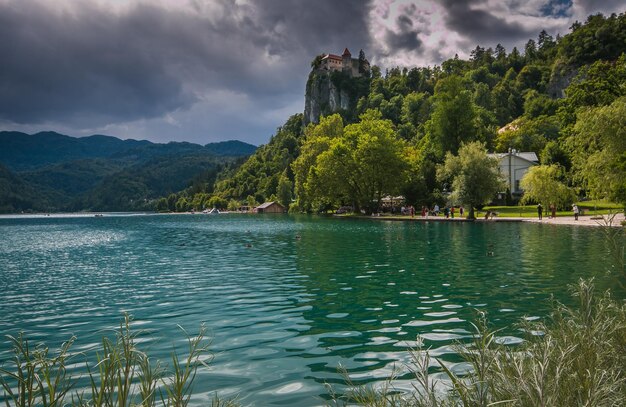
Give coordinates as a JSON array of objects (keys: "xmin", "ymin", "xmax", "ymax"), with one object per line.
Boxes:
[{"xmin": 334, "ymin": 200, "xmax": 625, "ymax": 227}]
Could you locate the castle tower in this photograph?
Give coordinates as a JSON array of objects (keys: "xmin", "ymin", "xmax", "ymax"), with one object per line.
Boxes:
[{"xmin": 342, "ymin": 48, "xmax": 352, "ymax": 72}]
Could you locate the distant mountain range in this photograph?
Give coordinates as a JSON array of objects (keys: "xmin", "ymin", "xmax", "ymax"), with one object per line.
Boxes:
[{"xmin": 0, "ymin": 131, "xmax": 257, "ymax": 213}]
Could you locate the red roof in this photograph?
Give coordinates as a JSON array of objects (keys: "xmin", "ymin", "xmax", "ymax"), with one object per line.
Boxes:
[
  {"xmin": 342, "ymin": 48, "xmax": 351, "ymax": 56},
  {"xmin": 323, "ymin": 54, "xmax": 342, "ymax": 61}
]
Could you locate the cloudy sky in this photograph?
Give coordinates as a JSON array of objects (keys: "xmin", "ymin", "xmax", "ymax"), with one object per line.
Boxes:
[{"xmin": 0, "ymin": 0, "xmax": 623, "ymax": 145}]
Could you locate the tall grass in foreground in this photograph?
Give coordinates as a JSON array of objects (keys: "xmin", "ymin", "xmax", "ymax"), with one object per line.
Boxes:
[
  {"xmin": 335, "ymin": 279, "xmax": 626, "ymax": 406},
  {"xmin": 0, "ymin": 315, "xmax": 238, "ymax": 407}
]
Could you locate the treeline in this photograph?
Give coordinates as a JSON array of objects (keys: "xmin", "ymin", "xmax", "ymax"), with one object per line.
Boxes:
[{"xmin": 167, "ymin": 12, "xmax": 626, "ymax": 213}]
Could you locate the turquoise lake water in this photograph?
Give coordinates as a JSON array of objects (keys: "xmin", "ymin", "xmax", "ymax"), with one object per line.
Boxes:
[{"xmin": 0, "ymin": 214, "xmax": 622, "ymax": 405}]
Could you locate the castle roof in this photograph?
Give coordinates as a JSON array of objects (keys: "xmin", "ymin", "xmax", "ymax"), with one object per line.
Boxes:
[
  {"xmin": 342, "ymin": 48, "xmax": 351, "ymax": 56},
  {"xmin": 323, "ymin": 53, "xmax": 342, "ymax": 61}
]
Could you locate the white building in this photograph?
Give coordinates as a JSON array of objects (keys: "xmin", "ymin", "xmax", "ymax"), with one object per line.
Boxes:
[{"xmin": 489, "ymin": 150, "xmax": 538, "ymax": 195}]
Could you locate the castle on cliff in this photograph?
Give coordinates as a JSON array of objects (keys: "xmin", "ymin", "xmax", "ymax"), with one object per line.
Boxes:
[{"xmin": 318, "ymin": 48, "xmax": 370, "ymax": 77}]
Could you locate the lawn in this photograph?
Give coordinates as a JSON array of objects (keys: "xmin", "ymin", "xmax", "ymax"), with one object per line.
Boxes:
[{"xmin": 482, "ymin": 200, "xmax": 623, "ymax": 218}]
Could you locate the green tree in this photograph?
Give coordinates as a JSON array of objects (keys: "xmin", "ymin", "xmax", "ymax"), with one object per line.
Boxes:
[
  {"xmin": 292, "ymin": 114, "xmax": 344, "ymax": 212},
  {"xmin": 426, "ymin": 75, "xmax": 479, "ymax": 158},
  {"xmin": 175, "ymin": 197, "xmax": 190, "ymax": 212},
  {"xmin": 295, "ymin": 111, "xmax": 409, "ymax": 214},
  {"xmin": 520, "ymin": 165, "xmax": 576, "ymax": 209},
  {"xmin": 227, "ymin": 199, "xmax": 240, "ymax": 211},
  {"xmin": 246, "ymin": 195, "xmax": 258, "ymax": 209},
  {"xmin": 207, "ymin": 195, "xmax": 228, "ymax": 209},
  {"xmin": 358, "ymin": 49, "xmax": 368, "ymax": 75},
  {"xmin": 401, "ymin": 92, "xmax": 431, "ymax": 129},
  {"xmin": 436, "ymin": 141, "xmax": 503, "ymax": 219},
  {"xmin": 569, "ymin": 97, "xmax": 626, "ymax": 206},
  {"xmin": 277, "ymin": 174, "xmax": 293, "ymax": 208},
  {"xmin": 540, "ymin": 141, "xmax": 571, "ymax": 170},
  {"xmin": 495, "ymin": 116, "xmax": 559, "ymax": 153},
  {"xmin": 155, "ymin": 197, "xmax": 169, "ymax": 212}
]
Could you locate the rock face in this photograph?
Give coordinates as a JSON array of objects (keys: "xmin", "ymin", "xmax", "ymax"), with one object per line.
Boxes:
[
  {"xmin": 547, "ymin": 63, "xmax": 579, "ymax": 99},
  {"xmin": 304, "ymin": 71, "xmax": 352, "ymax": 125}
]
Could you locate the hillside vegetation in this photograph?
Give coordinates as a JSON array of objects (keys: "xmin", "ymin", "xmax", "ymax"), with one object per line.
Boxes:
[
  {"xmin": 0, "ymin": 133, "xmax": 256, "ymax": 213},
  {"xmin": 188, "ymin": 12, "xmax": 625, "ymax": 213}
]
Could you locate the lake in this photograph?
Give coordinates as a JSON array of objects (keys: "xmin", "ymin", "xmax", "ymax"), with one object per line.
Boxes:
[{"xmin": 0, "ymin": 214, "xmax": 622, "ymax": 405}]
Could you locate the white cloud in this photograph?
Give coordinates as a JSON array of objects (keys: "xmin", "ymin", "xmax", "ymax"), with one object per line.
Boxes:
[{"xmin": 367, "ymin": 0, "xmax": 624, "ymax": 70}]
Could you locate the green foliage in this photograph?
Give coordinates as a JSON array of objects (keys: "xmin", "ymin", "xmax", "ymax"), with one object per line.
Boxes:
[
  {"xmin": 337, "ymin": 279, "xmax": 626, "ymax": 407},
  {"xmin": 558, "ymin": 13, "xmax": 626, "ymax": 66},
  {"xmin": 0, "ymin": 132, "xmax": 255, "ymax": 213},
  {"xmin": 495, "ymin": 115, "xmax": 560, "ymax": 153},
  {"xmin": 293, "ymin": 111, "xmax": 410, "ymax": 213},
  {"xmin": 436, "ymin": 142, "xmax": 504, "ymax": 219},
  {"xmin": 276, "ymin": 174, "xmax": 293, "ymax": 208},
  {"xmin": 564, "ymin": 55, "xmax": 626, "ymax": 111},
  {"xmin": 207, "ymin": 195, "xmax": 228, "ymax": 210},
  {"xmin": 0, "ymin": 164, "xmax": 52, "ymax": 213},
  {"xmin": 520, "ymin": 164, "xmax": 576, "ymax": 209},
  {"xmin": 523, "ymin": 89, "xmax": 559, "ymax": 118},
  {"xmin": 569, "ymin": 97, "xmax": 626, "ymax": 206},
  {"xmin": 213, "ymin": 114, "xmax": 303, "ymax": 203},
  {"xmin": 0, "ymin": 314, "xmax": 236, "ymax": 407},
  {"xmin": 426, "ymin": 76, "xmax": 480, "ymax": 158},
  {"xmin": 540, "ymin": 141, "xmax": 571, "ymax": 169}
]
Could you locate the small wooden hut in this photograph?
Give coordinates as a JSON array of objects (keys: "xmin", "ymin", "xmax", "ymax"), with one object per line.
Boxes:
[{"xmin": 254, "ymin": 201, "xmax": 285, "ymax": 214}]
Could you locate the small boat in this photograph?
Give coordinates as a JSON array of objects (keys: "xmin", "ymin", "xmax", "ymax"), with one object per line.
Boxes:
[{"xmin": 207, "ymin": 208, "xmax": 220, "ymax": 215}]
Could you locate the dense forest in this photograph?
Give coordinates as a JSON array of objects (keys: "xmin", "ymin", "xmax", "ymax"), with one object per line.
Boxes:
[
  {"xmin": 0, "ymin": 133, "xmax": 256, "ymax": 213},
  {"xmin": 166, "ymin": 12, "xmax": 624, "ymax": 214}
]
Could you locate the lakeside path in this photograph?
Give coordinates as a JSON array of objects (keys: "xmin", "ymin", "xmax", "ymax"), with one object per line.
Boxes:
[{"xmin": 354, "ymin": 212, "xmax": 625, "ymax": 228}]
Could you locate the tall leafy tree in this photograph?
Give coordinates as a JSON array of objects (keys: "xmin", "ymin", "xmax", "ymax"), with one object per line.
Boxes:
[
  {"xmin": 520, "ymin": 165, "xmax": 575, "ymax": 209},
  {"xmin": 569, "ymin": 97, "xmax": 626, "ymax": 206},
  {"xmin": 292, "ymin": 114, "xmax": 344, "ymax": 212},
  {"xmin": 426, "ymin": 75, "xmax": 479, "ymax": 158},
  {"xmin": 277, "ymin": 174, "xmax": 293, "ymax": 208},
  {"xmin": 294, "ymin": 111, "xmax": 409, "ymax": 213},
  {"xmin": 436, "ymin": 142, "xmax": 503, "ymax": 219}
]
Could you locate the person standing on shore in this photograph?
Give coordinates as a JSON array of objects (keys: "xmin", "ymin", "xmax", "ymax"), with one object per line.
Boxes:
[
  {"xmin": 460, "ymin": 206, "xmax": 464, "ymax": 218},
  {"xmin": 573, "ymin": 204, "xmax": 579, "ymax": 220},
  {"xmin": 537, "ymin": 203, "xmax": 543, "ymax": 220},
  {"xmin": 434, "ymin": 204, "xmax": 440, "ymax": 216},
  {"xmin": 550, "ymin": 204, "xmax": 556, "ymax": 218}
]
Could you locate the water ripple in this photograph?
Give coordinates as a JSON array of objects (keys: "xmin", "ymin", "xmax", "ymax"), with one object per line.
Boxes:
[{"xmin": 0, "ymin": 214, "xmax": 621, "ymax": 406}]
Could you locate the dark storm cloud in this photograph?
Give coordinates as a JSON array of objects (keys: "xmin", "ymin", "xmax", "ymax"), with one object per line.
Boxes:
[
  {"xmin": 0, "ymin": 2, "xmax": 192, "ymax": 125},
  {"xmin": 383, "ymin": 13, "xmax": 422, "ymax": 52},
  {"xmin": 440, "ymin": 0, "xmax": 536, "ymax": 44},
  {"xmin": 0, "ymin": 0, "xmax": 371, "ymax": 132}
]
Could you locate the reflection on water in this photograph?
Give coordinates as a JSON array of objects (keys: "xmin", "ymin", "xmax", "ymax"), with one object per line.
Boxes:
[{"xmin": 0, "ymin": 214, "xmax": 622, "ymax": 406}]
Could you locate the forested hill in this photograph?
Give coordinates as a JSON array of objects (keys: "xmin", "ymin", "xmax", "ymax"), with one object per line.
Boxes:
[
  {"xmin": 0, "ymin": 132, "xmax": 256, "ymax": 213},
  {"xmin": 177, "ymin": 11, "xmax": 624, "ymax": 213},
  {"xmin": 0, "ymin": 131, "xmax": 257, "ymax": 171}
]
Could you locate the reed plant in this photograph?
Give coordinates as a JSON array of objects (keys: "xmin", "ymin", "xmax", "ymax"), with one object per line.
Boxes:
[
  {"xmin": 0, "ymin": 314, "xmax": 237, "ymax": 407},
  {"xmin": 334, "ymin": 279, "xmax": 626, "ymax": 406},
  {"xmin": 596, "ymin": 212, "xmax": 625, "ymax": 282}
]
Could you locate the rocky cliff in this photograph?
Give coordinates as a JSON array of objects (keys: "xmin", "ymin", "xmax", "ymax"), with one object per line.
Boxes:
[
  {"xmin": 303, "ymin": 71, "xmax": 349, "ymax": 125},
  {"xmin": 303, "ymin": 70, "xmax": 370, "ymax": 125},
  {"xmin": 547, "ymin": 62, "xmax": 579, "ymax": 99}
]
